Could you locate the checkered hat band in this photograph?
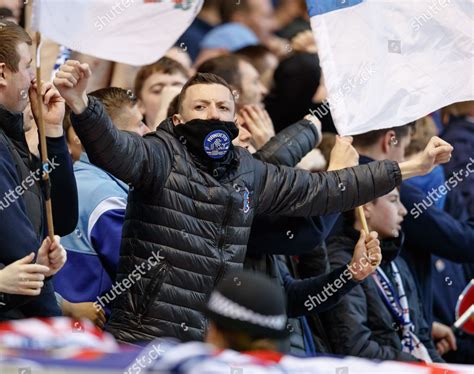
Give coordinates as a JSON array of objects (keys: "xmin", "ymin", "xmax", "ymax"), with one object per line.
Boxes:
[{"xmin": 207, "ymin": 291, "xmax": 286, "ymax": 330}]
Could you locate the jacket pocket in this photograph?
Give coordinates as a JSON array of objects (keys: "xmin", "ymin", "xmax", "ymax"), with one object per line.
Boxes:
[{"xmin": 136, "ymin": 260, "xmax": 170, "ymax": 322}]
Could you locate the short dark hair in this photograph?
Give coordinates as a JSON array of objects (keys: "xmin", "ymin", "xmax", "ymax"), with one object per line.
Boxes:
[
  {"xmin": 0, "ymin": 20, "xmax": 32, "ymax": 73},
  {"xmin": 167, "ymin": 94, "xmax": 179, "ymax": 117},
  {"xmin": 0, "ymin": 8, "xmax": 14, "ymax": 18},
  {"xmin": 89, "ymin": 87, "xmax": 137, "ymax": 119},
  {"xmin": 202, "ymin": 0, "xmax": 222, "ymax": 11},
  {"xmin": 220, "ymin": 0, "xmax": 251, "ymax": 23},
  {"xmin": 212, "ymin": 320, "xmax": 279, "ymax": 352},
  {"xmin": 352, "ymin": 123, "xmax": 415, "ymax": 148},
  {"xmin": 235, "ymin": 45, "xmax": 273, "ymax": 75},
  {"xmin": 177, "ymin": 73, "xmax": 234, "ymax": 113},
  {"xmin": 134, "ymin": 56, "xmax": 189, "ymax": 99},
  {"xmin": 197, "ymin": 55, "xmax": 244, "ymax": 92}
]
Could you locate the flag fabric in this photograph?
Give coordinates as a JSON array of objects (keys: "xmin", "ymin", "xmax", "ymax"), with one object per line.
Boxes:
[
  {"xmin": 32, "ymin": 0, "xmax": 203, "ymax": 66},
  {"xmin": 307, "ymin": 0, "xmax": 474, "ymax": 136}
]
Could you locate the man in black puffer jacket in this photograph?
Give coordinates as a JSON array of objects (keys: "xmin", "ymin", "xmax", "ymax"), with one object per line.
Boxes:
[{"xmin": 55, "ymin": 60, "xmax": 453, "ymax": 344}]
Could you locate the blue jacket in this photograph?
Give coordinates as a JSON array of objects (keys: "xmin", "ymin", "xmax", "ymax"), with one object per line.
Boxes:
[
  {"xmin": 0, "ymin": 105, "xmax": 77, "ymax": 318},
  {"xmin": 176, "ymin": 18, "xmax": 214, "ymax": 61},
  {"xmin": 404, "ymin": 165, "xmax": 446, "ymax": 209},
  {"xmin": 441, "ymin": 116, "xmax": 474, "ymax": 216},
  {"xmin": 54, "ymin": 153, "xmax": 128, "ymax": 308}
]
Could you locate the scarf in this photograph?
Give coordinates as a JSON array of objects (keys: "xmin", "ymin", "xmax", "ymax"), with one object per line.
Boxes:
[{"xmin": 372, "ymin": 263, "xmax": 432, "ymax": 362}]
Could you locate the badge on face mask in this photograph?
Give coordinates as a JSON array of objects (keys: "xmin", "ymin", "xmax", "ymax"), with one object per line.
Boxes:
[{"xmin": 203, "ymin": 130, "xmax": 231, "ymax": 159}]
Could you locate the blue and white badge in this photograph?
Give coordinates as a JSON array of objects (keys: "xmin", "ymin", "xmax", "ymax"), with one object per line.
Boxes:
[{"xmin": 203, "ymin": 130, "xmax": 231, "ymax": 159}]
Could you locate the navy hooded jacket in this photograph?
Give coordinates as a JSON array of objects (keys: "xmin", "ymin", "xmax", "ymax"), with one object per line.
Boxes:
[{"xmin": 0, "ymin": 105, "xmax": 77, "ymax": 318}]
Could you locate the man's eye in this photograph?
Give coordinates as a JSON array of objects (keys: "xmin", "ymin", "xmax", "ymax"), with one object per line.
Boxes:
[
  {"xmin": 220, "ymin": 106, "xmax": 229, "ymax": 111},
  {"xmin": 195, "ymin": 105, "xmax": 205, "ymax": 110}
]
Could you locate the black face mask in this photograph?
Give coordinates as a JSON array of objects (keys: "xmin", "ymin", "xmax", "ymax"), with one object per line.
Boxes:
[{"xmin": 174, "ymin": 119, "xmax": 239, "ymax": 162}]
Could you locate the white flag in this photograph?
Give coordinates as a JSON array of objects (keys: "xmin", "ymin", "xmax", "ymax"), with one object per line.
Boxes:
[
  {"xmin": 307, "ymin": 0, "xmax": 474, "ymax": 136},
  {"xmin": 32, "ymin": 0, "xmax": 203, "ymax": 66}
]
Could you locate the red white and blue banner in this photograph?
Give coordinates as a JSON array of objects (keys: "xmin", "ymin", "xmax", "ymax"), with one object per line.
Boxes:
[
  {"xmin": 307, "ymin": 0, "xmax": 474, "ymax": 135},
  {"xmin": 0, "ymin": 318, "xmax": 472, "ymax": 373}
]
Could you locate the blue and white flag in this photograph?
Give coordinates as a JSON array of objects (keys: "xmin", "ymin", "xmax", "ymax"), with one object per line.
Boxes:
[
  {"xmin": 32, "ymin": 0, "xmax": 203, "ymax": 66},
  {"xmin": 307, "ymin": 0, "xmax": 474, "ymax": 136}
]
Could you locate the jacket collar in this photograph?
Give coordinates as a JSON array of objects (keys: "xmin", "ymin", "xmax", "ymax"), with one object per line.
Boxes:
[
  {"xmin": 157, "ymin": 117, "xmax": 175, "ymax": 135},
  {"xmin": 0, "ymin": 104, "xmax": 25, "ymax": 142},
  {"xmin": 79, "ymin": 151, "xmax": 91, "ymax": 164},
  {"xmin": 359, "ymin": 154, "xmax": 375, "ymax": 165},
  {"xmin": 342, "ymin": 224, "xmax": 404, "ymax": 264}
]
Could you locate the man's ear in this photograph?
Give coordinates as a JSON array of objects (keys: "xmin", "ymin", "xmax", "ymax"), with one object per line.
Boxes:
[
  {"xmin": 172, "ymin": 113, "xmax": 183, "ymax": 126},
  {"xmin": 0, "ymin": 63, "xmax": 7, "ymax": 88},
  {"xmin": 382, "ymin": 130, "xmax": 396, "ymax": 154},
  {"xmin": 231, "ymin": 86, "xmax": 240, "ymax": 105},
  {"xmin": 362, "ymin": 203, "xmax": 372, "ymax": 220}
]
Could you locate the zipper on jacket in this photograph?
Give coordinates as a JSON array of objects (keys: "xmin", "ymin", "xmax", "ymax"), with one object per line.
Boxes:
[
  {"xmin": 137, "ymin": 262, "xmax": 169, "ymax": 326},
  {"xmin": 214, "ymin": 194, "xmax": 233, "ymax": 286}
]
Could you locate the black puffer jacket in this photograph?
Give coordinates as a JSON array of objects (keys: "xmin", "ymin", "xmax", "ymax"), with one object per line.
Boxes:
[
  {"xmin": 321, "ymin": 226, "xmax": 443, "ymax": 362},
  {"xmin": 71, "ymin": 97, "xmax": 402, "ymax": 343}
]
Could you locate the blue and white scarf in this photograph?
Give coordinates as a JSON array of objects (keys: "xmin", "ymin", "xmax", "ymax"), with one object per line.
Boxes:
[{"xmin": 372, "ymin": 263, "xmax": 432, "ymax": 362}]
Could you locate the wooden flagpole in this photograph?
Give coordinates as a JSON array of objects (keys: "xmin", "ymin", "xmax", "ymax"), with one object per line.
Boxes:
[
  {"xmin": 35, "ymin": 31, "xmax": 55, "ymax": 241},
  {"xmin": 356, "ymin": 206, "xmax": 379, "ymax": 266},
  {"xmin": 357, "ymin": 206, "xmax": 369, "ymax": 234}
]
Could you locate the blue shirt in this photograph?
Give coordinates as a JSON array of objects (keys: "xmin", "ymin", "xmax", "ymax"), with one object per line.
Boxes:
[{"xmin": 54, "ymin": 153, "xmax": 128, "ymax": 310}]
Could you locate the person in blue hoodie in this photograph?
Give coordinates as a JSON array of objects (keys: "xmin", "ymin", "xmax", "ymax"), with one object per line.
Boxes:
[{"xmin": 0, "ymin": 20, "xmax": 77, "ymax": 319}]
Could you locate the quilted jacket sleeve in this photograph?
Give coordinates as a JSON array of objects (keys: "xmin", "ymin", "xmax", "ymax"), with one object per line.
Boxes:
[
  {"xmin": 253, "ymin": 118, "xmax": 319, "ymax": 167},
  {"xmin": 255, "ymin": 159, "xmax": 402, "ymax": 216},
  {"xmin": 70, "ymin": 96, "xmax": 172, "ymax": 191}
]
